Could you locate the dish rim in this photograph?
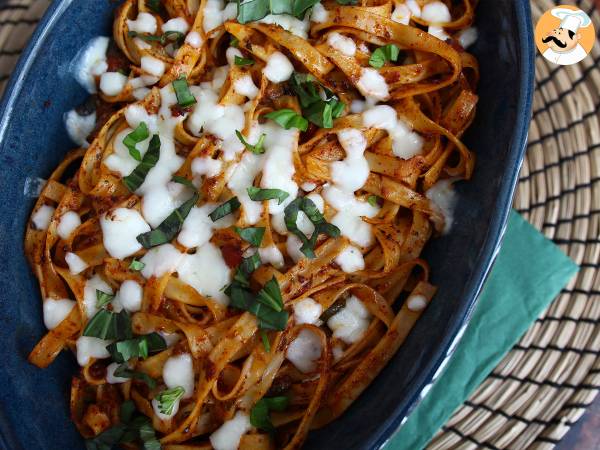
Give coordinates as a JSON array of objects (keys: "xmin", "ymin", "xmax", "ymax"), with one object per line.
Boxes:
[{"xmin": 0, "ymin": 1, "xmax": 535, "ymax": 449}]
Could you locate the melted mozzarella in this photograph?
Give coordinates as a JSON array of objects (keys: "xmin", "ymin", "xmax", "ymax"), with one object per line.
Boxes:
[
  {"xmin": 73, "ymin": 36, "xmax": 109, "ymax": 93},
  {"xmin": 363, "ymin": 105, "xmax": 423, "ymax": 159},
  {"xmin": 350, "ymin": 99, "xmax": 366, "ymax": 114},
  {"xmin": 185, "ymin": 31, "xmax": 203, "ymax": 48},
  {"xmin": 311, "ymin": 3, "xmax": 329, "ymax": 23},
  {"xmin": 458, "ymin": 27, "xmax": 478, "ymax": 49},
  {"xmin": 142, "ymin": 181, "xmax": 189, "ymax": 227},
  {"xmin": 162, "ymin": 17, "xmax": 189, "ymax": 34},
  {"xmin": 327, "ymin": 295, "xmax": 371, "ymax": 344},
  {"xmin": 152, "ymin": 396, "xmax": 180, "ymax": 421},
  {"xmin": 233, "ymin": 74, "xmax": 259, "ymax": 99},
  {"xmin": 301, "ymin": 181, "xmax": 317, "ymax": 192},
  {"xmin": 425, "ymin": 178, "xmax": 457, "ymax": 234},
  {"xmin": 421, "ymin": 1, "xmax": 451, "ymax": 23},
  {"xmin": 106, "ymin": 362, "xmax": 129, "ymax": 384},
  {"xmin": 286, "ymin": 329, "xmax": 322, "ymax": 373},
  {"xmin": 258, "ymin": 245, "xmax": 285, "ymax": 269},
  {"xmin": 258, "ymin": 14, "xmax": 309, "ymax": 38},
  {"xmin": 76, "ymin": 336, "xmax": 111, "ymax": 366},
  {"xmin": 209, "ymin": 411, "xmax": 251, "ymax": 450},
  {"xmin": 100, "ymin": 208, "xmax": 151, "ymax": 259},
  {"xmin": 159, "ymin": 331, "xmax": 181, "ymax": 347},
  {"xmin": 178, "ymin": 203, "xmax": 233, "ymax": 248},
  {"xmin": 83, "ymin": 274, "xmax": 113, "ymax": 319},
  {"xmin": 225, "ymin": 47, "xmax": 243, "ymax": 66},
  {"xmin": 407, "ymin": 294, "xmax": 428, "ymax": 311},
  {"xmin": 104, "ymin": 127, "xmax": 152, "ymax": 176},
  {"xmin": 293, "ymin": 297, "xmax": 323, "ymax": 325},
  {"xmin": 227, "ymin": 152, "xmax": 263, "ymax": 224},
  {"xmin": 334, "ymin": 245, "xmax": 365, "ymax": 273},
  {"xmin": 406, "ymin": 0, "xmax": 422, "ymax": 16},
  {"xmin": 286, "ymin": 234, "xmax": 305, "ymax": 263},
  {"xmin": 114, "ymin": 280, "xmax": 143, "ymax": 312},
  {"xmin": 203, "ymin": 0, "xmax": 237, "ymax": 33},
  {"xmin": 191, "ymin": 156, "xmax": 223, "ymax": 179},
  {"xmin": 331, "ymin": 211, "xmax": 374, "ymax": 248},
  {"xmin": 65, "ymin": 252, "xmax": 89, "ymax": 275},
  {"xmin": 263, "ymin": 51, "xmax": 294, "ymax": 83},
  {"xmin": 327, "ymin": 32, "xmax": 356, "ymax": 56},
  {"xmin": 330, "ymin": 129, "xmax": 369, "ymax": 192},
  {"xmin": 57, "ymin": 210, "xmax": 81, "ymax": 240},
  {"xmin": 43, "ymin": 298, "xmax": 76, "ymax": 330},
  {"xmin": 163, "ymin": 354, "xmax": 195, "ymax": 398},
  {"xmin": 178, "ymin": 243, "xmax": 232, "ymax": 305},
  {"xmin": 127, "ymin": 12, "xmax": 158, "ymax": 33},
  {"xmin": 64, "ymin": 109, "xmax": 96, "ymax": 148},
  {"xmin": 100, "ymin": 72, "xmax": 128, "ymax": 96},
  {"xmin": 428, "ymin": 26, "xmax": 450, "ymax": 41},
  {"xmin": 357, "ymin": 68, "xmax": 389, "ymax": 101},
  {"xmin": 140, "ymin": 244, "xmax": 183, "ymax": 278},
  {"xmin": 31, "ymin": 204, "xmax": 55, "ymax": 231},
  {"xmin": 141, "ymin": 56, "xmax": 166, "ymax": 77},
  {"xmin": 391, "ymin": 4, "xmax": 412, "ymax": 25},
  {"xmin": 322, "ymin": 185, "xmax": 379, "ymax": 218}
]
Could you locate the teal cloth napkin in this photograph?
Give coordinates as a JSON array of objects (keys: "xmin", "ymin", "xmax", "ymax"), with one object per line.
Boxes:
[{"xmin": 385, "ymin": 210, "xmax": 580, "ymax": 450}]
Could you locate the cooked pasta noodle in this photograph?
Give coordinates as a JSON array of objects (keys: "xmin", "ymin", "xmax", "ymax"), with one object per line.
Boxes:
[{"xmin": 25, "ymin": 0, "xmax": 478, "ymax": 448}]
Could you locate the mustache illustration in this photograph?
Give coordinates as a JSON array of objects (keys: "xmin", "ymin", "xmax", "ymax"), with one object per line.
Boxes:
[{"xmin": 542, "ymin": 35, "xmax": 567, "ymax": 48}]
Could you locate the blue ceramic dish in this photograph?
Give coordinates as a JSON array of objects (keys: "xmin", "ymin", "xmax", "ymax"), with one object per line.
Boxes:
[{"xmin": 0, "ymin": 1, "xmax": 534, "ymax": 449}]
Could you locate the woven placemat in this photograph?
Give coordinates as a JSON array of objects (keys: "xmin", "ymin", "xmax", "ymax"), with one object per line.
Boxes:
[{"xmin": 0, "ymin": 1, "xmax": 598, "ymax": 449}]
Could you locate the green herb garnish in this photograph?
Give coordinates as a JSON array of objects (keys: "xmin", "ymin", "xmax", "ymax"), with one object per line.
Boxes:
[
  {"xmin": 83, "ymin": 309, "xmax": 133, "ymax": 341},
  {"xmin": 289, "ymin": 73, "xmax": 345, "ymax": 128},
  {"xmin": 236, "ymin": 0, "xmax": 319, "ymax": 24},
  {"xmin": 247, "ymin": 187, "xmax": 290, "ymax": 204},
  {"xmin": 234, "ymin": 55, "xmax": 255, "ymax": 66},
  {"xmin": 367, "ymin": 195, "xmax": 381, "ymax": 207},
  {"xmin": 236, "ymin": 130, "xmax": 266, "ymax": 154},
  {"xmin": 106, "ymin": 332, "xmax": 167, "ymax": 363},
  {"xmin": 336, "ymin": 0, "xmax": 358, "ymax": 4},
  {"xmin": 209, "ymin": 197, "xmax": 241, "ymax": 221},
  {"xmin": 128, "ymin": 31, "xmax": 185, "ymax": 49},
  {"xmin": 146, "ymin": 0, "xmax": 161, "ymax": 13},
  {"xmin": 264, "ymin": 109, "xmax": 308, "ymax": 131},
  {"xmin": 122, "ymin": 134, "xmax": 161, "ymax": 192},
  {"xmin": 96, "ymin": 289, "xmax": 115, "ymax": 309},
  {"xmin": 260, "ymin": 329, "xmax": 271, "ymax": 352},
  {"xmin": 114, "ymin": 364, "xmax": 157, "ymax": 389},
  {"xmin": 123, "ymin": 122, "xmax": 149, "ymax": 161},
  {"xmin": 235, "ymin": 226, "xmax": 265, "ymax": 247},
  {"xmin": 368, "ymin": 44, "xmax": 400, "ymax": 69},
  {"xmin": 129, "ymin": 258, "xmax": 146, "ymax": 271},
  {"xmin": 155, "ymin": 386, "xmax": 185, "ymax": 415},
  {"xmin": 250, "ymin": 396, "xmax": 289, "ymax": 431},
  {"xmin": 171, "ymin": 175, "xmax": 195, "ymax": 189},
  {"xmin": 172, "ymin": 77, "xmax": 197, "ymax": 107}
]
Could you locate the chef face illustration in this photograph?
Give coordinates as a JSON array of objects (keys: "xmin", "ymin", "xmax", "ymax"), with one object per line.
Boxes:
[{"xmin": 535, "ymin": 7, "xmax": 594, "ymax": 66}]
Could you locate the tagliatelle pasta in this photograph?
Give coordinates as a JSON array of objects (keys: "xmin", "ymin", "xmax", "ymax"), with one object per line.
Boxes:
[{"xmin": 25, "ymin": 0, "xmax": 479, "ymax": 448}]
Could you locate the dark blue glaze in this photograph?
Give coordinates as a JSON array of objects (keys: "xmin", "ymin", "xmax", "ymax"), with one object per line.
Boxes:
[{"xmin": 0, "ymin": 0, "xmax": 534, "ymax": 449}]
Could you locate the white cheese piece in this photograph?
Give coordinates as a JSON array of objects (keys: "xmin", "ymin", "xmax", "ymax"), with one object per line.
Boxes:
[
  {"xmin": 191, "ymin": 156, "xmax": 223, "ymax": 179},
  {"xmin": 106, "ymin": 362, "xmax": 129, "ymax": 384},
  {"xmin": 209, "ymin": 411, "xmax": 251, "ymax": 450},
  {"xmin": 301, "ymin": 181, "xmax": 317, "ymax": 192},
  {"xmin": 362, "ymin": 105, "xmax": 423, "ymax": 159},
  {"xmin": 258, "ymin": 14, "xmax": 309, "ymax": 38},
  {"xmin": 127, "ymin": 12, "xmax": 158, "ymax": 34},
  {"xmin": 73, "ymin": 36, "xmax": 109, "ymax": 94},
  {"xmin": 76, "ymin": 336, "xmax": 111, "ymax": 366},
  {"xmin": 185, "ymin": 31, "xmax": 203, "ymax": 48},
  {"xmin": 421, "ymin": 1, "xmax": 451, "ymax": 23},
  {"xmin": 133, "ymin": 87, "xmax": 151, "ymax": 100},
  {"xmin": 100, "ymin": 72, "xmax": 128, "ymax": 97},
  {"xmin": 327, "ymin": 32, "xmax": 356, "ymax": 56},
  {"xmin": 263, "ymin": 51, "xmax": 294, "ymax": 83},
  {"xmin": 258, "ymin": 245, "xmax": 285, "ymax": 269},
  {"xmin": 141, "ymin": 181, "xmax": 189, "ymax": 227},
  {"xmin": 428, "ymin": 25, "xmax": 450, "ymax": 41},
  {"xmin": 331, "ymin": 211, "xmax": 373, "ymax": 248},
  {"xmin": 65, "ymin": 252, "xmax": 89, "ymax": 275},
  {"xmin": 425, "ymin": 178, "xmax": 457, "ymax": 234},
  {"xmin": 152, "ymin": 396, "xmax": 181, "ymax": 421},
  {"xmin": 286, "ymin": 329, "xmax": 322, "ymax": 373},
  {"xmin": 114, "ymin": 280, "xmax": 143, "ymax": 312},
  {"xmin": 140, "ymin": 244, "xmax": 183, "ymax": 278},
  {"xmin": 332, "ymin": 343, "xmax": 345, "ymax": 361},
  {"xmin": 407, "ymin": 294, "xmax": 428, "ymax": 311},
  {"xmin": 159, "ymin": 331, "xmax": 181, "ymax": 347},
  {"xmin": 357, "ymin": 68, "xmax": 389, "ymax": 101},
  {"xmin": 64, "ymin": 109, "xmax": 96, "ymax": 148},
  {"xmin": 125, "ymin": 104, "xmax": 158, "ymax": 132},
  {"xmin": 134, "ymin": 37, "xmax": 152, "ymax": 50},
  {"xmin": 178, "ymin": 203, "xmax": 233, "ymax": 248},
  {"xmin": 31, "ymin": 204, "xmax": 55, "ymax": 231},
  {"xmin": 322, "ymin": 185, "xmax": 379, "ymax": 218},
  {"xmin": 203, "ymin": 0, "xmax": 236, "ymax": 33},
  {"xmin": 293, "ymin": 297, "xmax": 323, "ymax": 325},
  {"xmin": 225, "ymin": 46, "xmax": 243, "ymax": 66},
  {"xmin": 311, "ymin": 3, "xmax": 329, "ymax": 23},
  {"xmin": 330, "ymin": 129, "xmax": 369, "ymax": 192},
  {"xmin": 350, "ymin": 99, "xmax": 366, "ymax": 113},
  {"xmin": 83, "ymin": 274, "xmax": 113, "ymax": 319},
  {"xmin": 141, "ymin": 56, "xmax": 166, "ymax": 77},
  {"xmin": 57, "ymin": 211, "xmax": 81, "ymax": 240},
  {"xmin": 178, "ymin": 243, "xmax": 231, "ymax": 305},
  {"xmin": 392, "ymin": 4, "xmax": 412, "ymax": 25},
  {"xmin": 334, "ymin": 245, "xmax": 365, "ymax": 273},
  {"xmin": 100, "ymin": 208, "xmax": 151, "ymax": 259},
  {"xmin": 327, "ymin": 295, "xmax": 371, "ymax": 344},
  {"xmin": 163, "ymin": 353, "xmax": 195, "ymax": 398},
  {"xmin": 233, "ymin": 74, "xmax": 259, "ymax": 99},
  {"xmin": 286, "ymin": 234, "xmax": 305, "ymax": 263},
  {"xmin": 104, "ymin": 127, "xmax": 152, "ymax": 177},
  {"xmin": 43, "ymin": 298, "xmax": 76, "ymax": 330},
  {"xmin": 458, "ymin": 27, "xmax": 478, "ymax": 49},
  {"xmin": 406, "ymin": 0, "xmax": 422, "ymax": 16},
  {"xmin": 227, "ymin": 152, "xmax": 263, "ymax": 224},
  {"xmin": 162, "ymin": 17, "xmax": 190, "ymax": 34}
]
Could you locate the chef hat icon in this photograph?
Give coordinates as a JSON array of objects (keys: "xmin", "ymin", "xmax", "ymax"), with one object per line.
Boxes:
[{"xmin": 551, "ymin": 7, "xmax": 592, "ymax": 33}]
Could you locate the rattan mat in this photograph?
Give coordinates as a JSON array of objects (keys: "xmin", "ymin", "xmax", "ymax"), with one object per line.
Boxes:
[{"xmin": 0, "ymin": 0, "xmax": 598, "ymax": 449}]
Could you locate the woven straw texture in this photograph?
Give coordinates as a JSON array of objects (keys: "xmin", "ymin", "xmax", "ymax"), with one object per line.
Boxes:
[{"xmin": 0, "ymin": 1, "xmax": 598, "ymax": 449}]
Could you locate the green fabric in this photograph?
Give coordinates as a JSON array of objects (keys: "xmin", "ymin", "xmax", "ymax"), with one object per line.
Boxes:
[{"xmin": 385, "ymin": 210, "xmax": 579, "ymax": 450}]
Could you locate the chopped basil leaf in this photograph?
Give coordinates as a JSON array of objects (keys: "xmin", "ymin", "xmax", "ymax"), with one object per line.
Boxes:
[
  {"xmin": 236, "ymin": 130, "xmax": 266, "ymax": 154},
  {"xmin": 234, "ymin": 55, "xmax": 255, "ymax": 66},
  {"xmin": 336, "ymin": 0, "xmax": 357, "ymax": 4},
  {"xmin": 83, "ymin": 309, "xmax": 133, "ymax": 341},
  {"xmin": 114, "ymin": 364, "xmax": 157, "ymax": 389},
  {"xmin": 137, "ymin": 192, "xmax": 199, "ymax": 248},
  {"xmin": 284, "ymin": 197, "xmax": 340, "ymax": 258},
  {"xmin": 209, "ymin": 197, "xmax": 241, "ymax": 221},
  {"xmin": 235, "ymin": 226, "xmax": 265, "ymax": 247},
  {"xmin": 230, "ymin": 36, "xmax": 239, "ymax": 47},
  {"xmin": 256, "ymin": 276, "xmax": 284, "ymax": 312},
  {"xmin": 172, "ymin": 77, "xmax": 197, "ymax": 107},
  {"xmin": 129, "ymin": 258, "xmax": 146, "ymax": 271},
  {"xmin": 146, "ymin": 0, "xmax": 161, "ymax": 13},
  {"xmin": 120, "ymin": 400, "xmax": 136, "ymax": 423},
  {"xmin": 85, "ymin": 424, "xmax": 127, "ymax": 450},
  {"xmin": 250, "ymin": 396, "xmax": 290, "ymax": 431},
  {"xmin": 232, "ymin": 252, "xmax": 262, "ymax": 288},
  {"xmin": 123, "ymin": 134, "xmax": 161, "ymax": 192},
  {"xmin": 237, "ymin": 0, "xmax": 319, "ymax": 24},
  {"xmin": 247, "ymin": 187, "xmax": 289, "ymax": 204},
  {"xmin": 107, "ymin": 332, "xmax": 167, "ymax": 363},
  {"xmin": 264, "ymin": 109, "xmax": 308, "ymax": 131},
  {"xmin": 260, "ymin": 329, "xmax": 271, "ymax": 352},
  {"xmin": 289, "ymin": 73, "xmax": 345, "ymax": 129},
  {"xmin": 251, "ymin": 301, "xmax": 289, "ymax": 330},
  {"xmin": 128, "ymin": 31, "xmax": 185, "ymax": 49},
  {"xmin": 367, "ymin": 195, "xmax": 381, "ymax": 207},
  {"xmin": 156, "ymin": 386, "xmax": 185, "ymax": 415},
  {"xmin": 171, "ymin": 175, "xmax": 196, "ymax": 189},
  {"xmin": 96, "ymin": 289, "xmax": 115, "ymax": 309},
  {"xmin": 368, "ymin": 44, "xmax": 400, "ymax": 69},
  {"xmin": 123, "ymin": 122, "xmax": 149, "ymax": 161},
  {"xmin": 319, "ymin": 297, "xmax": 346, "ymax": 322}
]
